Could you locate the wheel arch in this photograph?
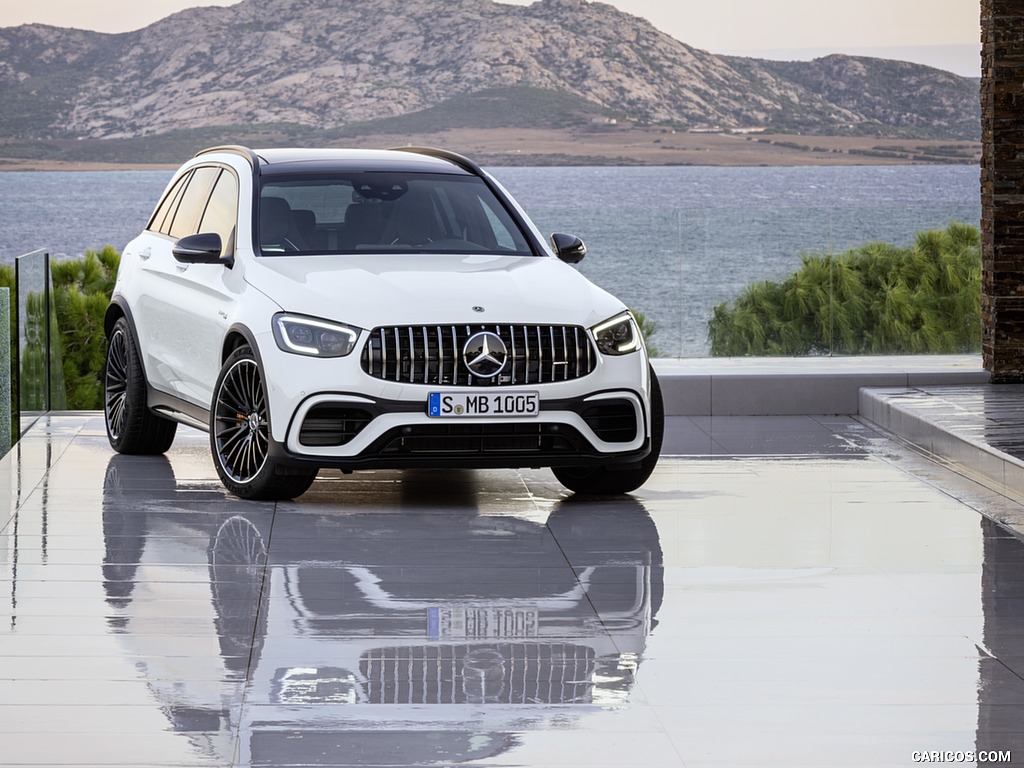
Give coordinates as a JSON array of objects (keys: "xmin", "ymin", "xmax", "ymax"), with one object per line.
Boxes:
[
  {"xmin": 211, "ymin": 331, "xmax": 317, "ymax": 500},
  {"xmin": 104, "ymin": 298, "xmax": 135, "ymax": 341},
  {"xmin": 222, "ymin": 323, "xmax": 260, "ymax": 364},
  {"xmin": 220, "ymin": 322, "xmax": 274, "ymax": 430},
  {"xmin": 104, "ymin": 299, "xmax": 147, "ymax": 384},
  {"xmin": 102, "ymin": 299, "xmax": 178, "ymax": 455}
]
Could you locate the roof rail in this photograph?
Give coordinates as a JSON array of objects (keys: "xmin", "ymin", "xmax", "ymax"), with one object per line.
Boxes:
[
  {"xmin": 193, "ymin": 145, "xmax": 261, "ymax": 169},
  {"xmin": 389, "ymin": 146, "xmax": 485, "ymax": 178}
]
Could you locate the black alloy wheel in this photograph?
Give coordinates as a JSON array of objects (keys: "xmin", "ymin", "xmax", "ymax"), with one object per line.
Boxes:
[
  {"xmin": 104, "ymin": 327, "xmax": 130, "ymax": 441},
  {"xmin": 213, "ymin": 354, "xmax": 270, "ymax": 484},
  {"xmin": 103, "ymin": 316, "xmax": 177, "ymax": 454},
  {"xmin": 552, "ymin": 366, "xmax": 664, "ymax": 496},
  {"xmin": 210, "ymin": 345, "xmax": 317, "ymax": 500}
]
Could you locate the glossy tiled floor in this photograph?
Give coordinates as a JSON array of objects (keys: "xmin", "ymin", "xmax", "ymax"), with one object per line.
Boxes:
[{"xmin": 2, "ymin": 413, "xmax": 1024, "ymax": 767}]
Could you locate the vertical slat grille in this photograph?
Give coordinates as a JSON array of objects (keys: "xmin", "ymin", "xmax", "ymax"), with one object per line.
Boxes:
[
  {"xmin": 393, "ymin": 328, "xmax": 400, "ymax": 382},
  {"xmin": 362, "ymin": 324, "xmax": 597, "ymax": 386},
  {"xmin": 360, "ymin": 644, "xmax": 596, "ymax": 704}
]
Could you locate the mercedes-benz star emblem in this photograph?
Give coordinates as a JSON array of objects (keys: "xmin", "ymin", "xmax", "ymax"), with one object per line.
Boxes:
[{"xmin": 463, "ymin": 331, "xmax": 508, "ymax": 378}]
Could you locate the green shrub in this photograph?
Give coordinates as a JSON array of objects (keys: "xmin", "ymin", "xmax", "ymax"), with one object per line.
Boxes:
[
  {"xmin": 707, "ymin": 222, "xmax": 982, "ymax": 356},
  {"xmin": 49, "ymin": 246, "xmax": 120, "ymax": 409},
  {"xmin": 632, "ymin": 308, "xmax": 660, "ymax": 358},
  {"xmin": 7, "ymin": 246, "xmax": 121, "ymax": 413}
]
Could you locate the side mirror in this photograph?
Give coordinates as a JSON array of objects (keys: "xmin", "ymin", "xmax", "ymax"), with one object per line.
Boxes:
[
  {"xmin": 172, "ymin": 232, "xmax": 232, "ymax": 267},
  {"xmin": 551, "ymin": 233, "xmax": 586, "ymax": 264}
]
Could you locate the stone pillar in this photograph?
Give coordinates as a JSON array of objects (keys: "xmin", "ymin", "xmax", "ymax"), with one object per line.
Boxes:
[
  {"xmin": 0, "ymin": 287, "xmax": 9, "ymax": 457},
  {"xmin": 982, "ymin": 0, "xmax": 1024, "ymax": 381}
]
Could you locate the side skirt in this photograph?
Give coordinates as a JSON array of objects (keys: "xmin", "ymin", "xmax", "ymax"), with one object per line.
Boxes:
[{"xmin": 147, "ymin": 386, "xmax": 211, "ymax": 433}]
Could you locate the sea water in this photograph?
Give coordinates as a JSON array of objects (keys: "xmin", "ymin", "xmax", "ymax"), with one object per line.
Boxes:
[{"xmin": 0, "ymin": 165, "xmax": 980, "ymax": 356}]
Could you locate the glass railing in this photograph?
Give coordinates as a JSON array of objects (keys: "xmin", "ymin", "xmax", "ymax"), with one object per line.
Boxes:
[
  {"xmin": 0, "ymin": 201, "xmax": 984, "ymax": 452},
  {"xmin": 15, "ymin": 249, "xmax": 65, "ymax": 439},
  {"xmin": 526, "ymin": 204, "xmax": 982, "ymax": 358}
]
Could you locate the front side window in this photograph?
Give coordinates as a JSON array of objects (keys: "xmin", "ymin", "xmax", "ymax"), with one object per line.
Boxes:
[
  {"xmin": 168, "ymin": 166, "xmax": 221, "ymax": 239},
  {"xmin": 198, "ymin": 169, "xmax": 239, "ymax": 256},
  {"xmin": 257, "ymin": 173, "xmax": 534, "ymax": 256}
]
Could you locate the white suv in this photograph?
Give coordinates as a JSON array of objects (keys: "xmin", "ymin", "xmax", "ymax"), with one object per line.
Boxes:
[{"xmin": 103, "ymin": 146, "xmax": 663, "ymax": 499}]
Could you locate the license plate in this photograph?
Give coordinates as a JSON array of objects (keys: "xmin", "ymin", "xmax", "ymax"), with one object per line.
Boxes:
[
  {"xmin": 427, "ymin": 606, "xmax": 539, "ymax": 639},
  {"xmin": 428, "ymin": 391, "xmax": 539, "ymax": 418}
]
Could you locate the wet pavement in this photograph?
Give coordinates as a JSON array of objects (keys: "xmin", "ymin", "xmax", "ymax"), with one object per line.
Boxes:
[
  {"xmin": 862, "ymin": 384, "xmax": 1024, "ymax": 532},
  {"xmin": 3, "ymin": 412, "xmax": 1024, "ymax": 767}
]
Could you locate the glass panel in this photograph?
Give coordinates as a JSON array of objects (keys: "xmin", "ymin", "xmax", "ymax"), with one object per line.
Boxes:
[
  {"xmin": 689, "ymin": 207, "xmax": 836, "ymax": 357},
  {"xmin": 16, "ymin": 250, "xmax": 48, "ymax": 435},
  {"xmin": 168, "ymin": 166, "xmax": 220, "ymax": 239},
  {"xmin": 47, "ymin": 265, "xmax": 66, "ymax": 411},
  {"xmin": 14, "ymin": 250, "xmax": 68, "ymax": 438},
  {"xmin": 260, "ymin": 174, "xmax": 533, "ymax": 256},
  {"xmin": 490, "ymin": 165, "xmax": 980, "ymax": 359},
  {"xmin": 198, "ymin": 169, "xmax": 239, "ymax": 255},
  {"xmin": 697, "ymin": 205, "xmax": 982, "ymax": 357},
  {"xmin": 525, "ymin": 208, "xmax": 684, "ymax": 358},
  {"xmin": 524, "ymin": 203, "xmax": 980, "ymax": 358},
  {"xmin": 149, "ymin": 171, "xmax": 190, "ymax": 235}
]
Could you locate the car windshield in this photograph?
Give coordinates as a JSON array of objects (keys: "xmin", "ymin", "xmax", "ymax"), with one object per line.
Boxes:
[{"xmin": 257, "ymin": 172, "xmax": 535, "ymax": 256}]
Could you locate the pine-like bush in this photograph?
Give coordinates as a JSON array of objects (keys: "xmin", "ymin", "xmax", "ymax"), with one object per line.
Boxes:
[
  {"xmin": 49, "ymin": 246, "xmax": 120, "ymax": 409},
  {"xmin": 707, "ymin": 222, "xmax": 982, "ymax": 356}
]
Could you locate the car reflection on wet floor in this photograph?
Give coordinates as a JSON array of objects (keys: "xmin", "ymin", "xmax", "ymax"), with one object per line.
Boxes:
[
  {"xmin": 99, "ymin": 452, "xmax": 661, "ymax": 765},
  {"xmin": 3, "ymin": 414, "xmax": 1024, "ymax": 767}
]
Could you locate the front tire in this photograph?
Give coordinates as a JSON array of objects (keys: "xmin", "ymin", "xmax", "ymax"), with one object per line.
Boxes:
[
  {"xmin": 552, "ymin": 367, "xmax": 664, "ymax": 495},
  {"xmin": 210, "ymin": 345, "xmax": 317, "ymax": 500},
  {"xmin": 104, "ymin": 316, "xmax": 177, "ymax": 454}
]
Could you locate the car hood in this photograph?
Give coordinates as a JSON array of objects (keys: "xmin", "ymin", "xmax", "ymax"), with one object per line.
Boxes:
[{"xmin": 244, "ymin": 254, "xmax": 627, "ymax": 328}]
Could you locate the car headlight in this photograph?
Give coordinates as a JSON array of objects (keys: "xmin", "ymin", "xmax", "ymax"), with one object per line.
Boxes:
[
  {"xmin": 591, "ymin": 311, "xmax": 642, "ymax": 356},
  {"xmin": 272, "ymin": 314, "xmax": 360, "ymax": 357}
]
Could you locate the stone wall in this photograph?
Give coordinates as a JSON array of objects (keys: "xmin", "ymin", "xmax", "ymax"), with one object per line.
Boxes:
[{"xmin": 982, "ymin": 0, "xmax": 1024, "ymax": 381}]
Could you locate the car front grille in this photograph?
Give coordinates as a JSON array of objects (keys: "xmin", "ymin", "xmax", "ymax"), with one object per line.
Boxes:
[
  {"xmin": 361, "ymin": 324, "xmax": 597, "ymax": 386},
  {"xmin": 360, "ymin": 643, "xmax": 596, "ymax": 704}
]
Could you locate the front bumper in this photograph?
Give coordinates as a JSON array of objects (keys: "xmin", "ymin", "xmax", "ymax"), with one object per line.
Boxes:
[
  {"xmin": 270, "ymin": 391, "xmax": 652, "ymax": 471},
  {"xmin": 258, "ymin": 333, "xmax": 653, "ymax": 471}
]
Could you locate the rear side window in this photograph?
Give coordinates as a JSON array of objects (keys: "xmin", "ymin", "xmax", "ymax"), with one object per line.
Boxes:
[{"xmin": 148, "ymin": 172, "xmax": 190, "ymax": 235}]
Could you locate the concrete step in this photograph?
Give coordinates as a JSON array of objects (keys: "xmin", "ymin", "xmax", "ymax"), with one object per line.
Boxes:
[{"xmin": 653, "ymin": 355, "xmax": 989, "ymax": 416}]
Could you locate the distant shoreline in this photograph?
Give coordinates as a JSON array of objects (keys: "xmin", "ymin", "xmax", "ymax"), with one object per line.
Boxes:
[
  {"xmin": 0, "ymin": 129, "xmax": 982, "ymax": 171},
  {"xmin": 0, "ymin": 159, "xmax": 179, "ymax": 172}
]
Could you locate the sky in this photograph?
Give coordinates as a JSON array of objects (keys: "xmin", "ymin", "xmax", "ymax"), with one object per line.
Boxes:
[{"xmin": 0, "ymin": 0, "xmax": 982, "ymax": 76}]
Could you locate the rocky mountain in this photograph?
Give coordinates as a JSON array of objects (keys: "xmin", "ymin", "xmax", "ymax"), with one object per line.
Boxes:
[
  {"xmin": 0, "ymin": 0, "xmax": 980, "ymax": 144},
  {"xmin": 734, "ymin": 54, "xmax": 979, "ymax": 137}
]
